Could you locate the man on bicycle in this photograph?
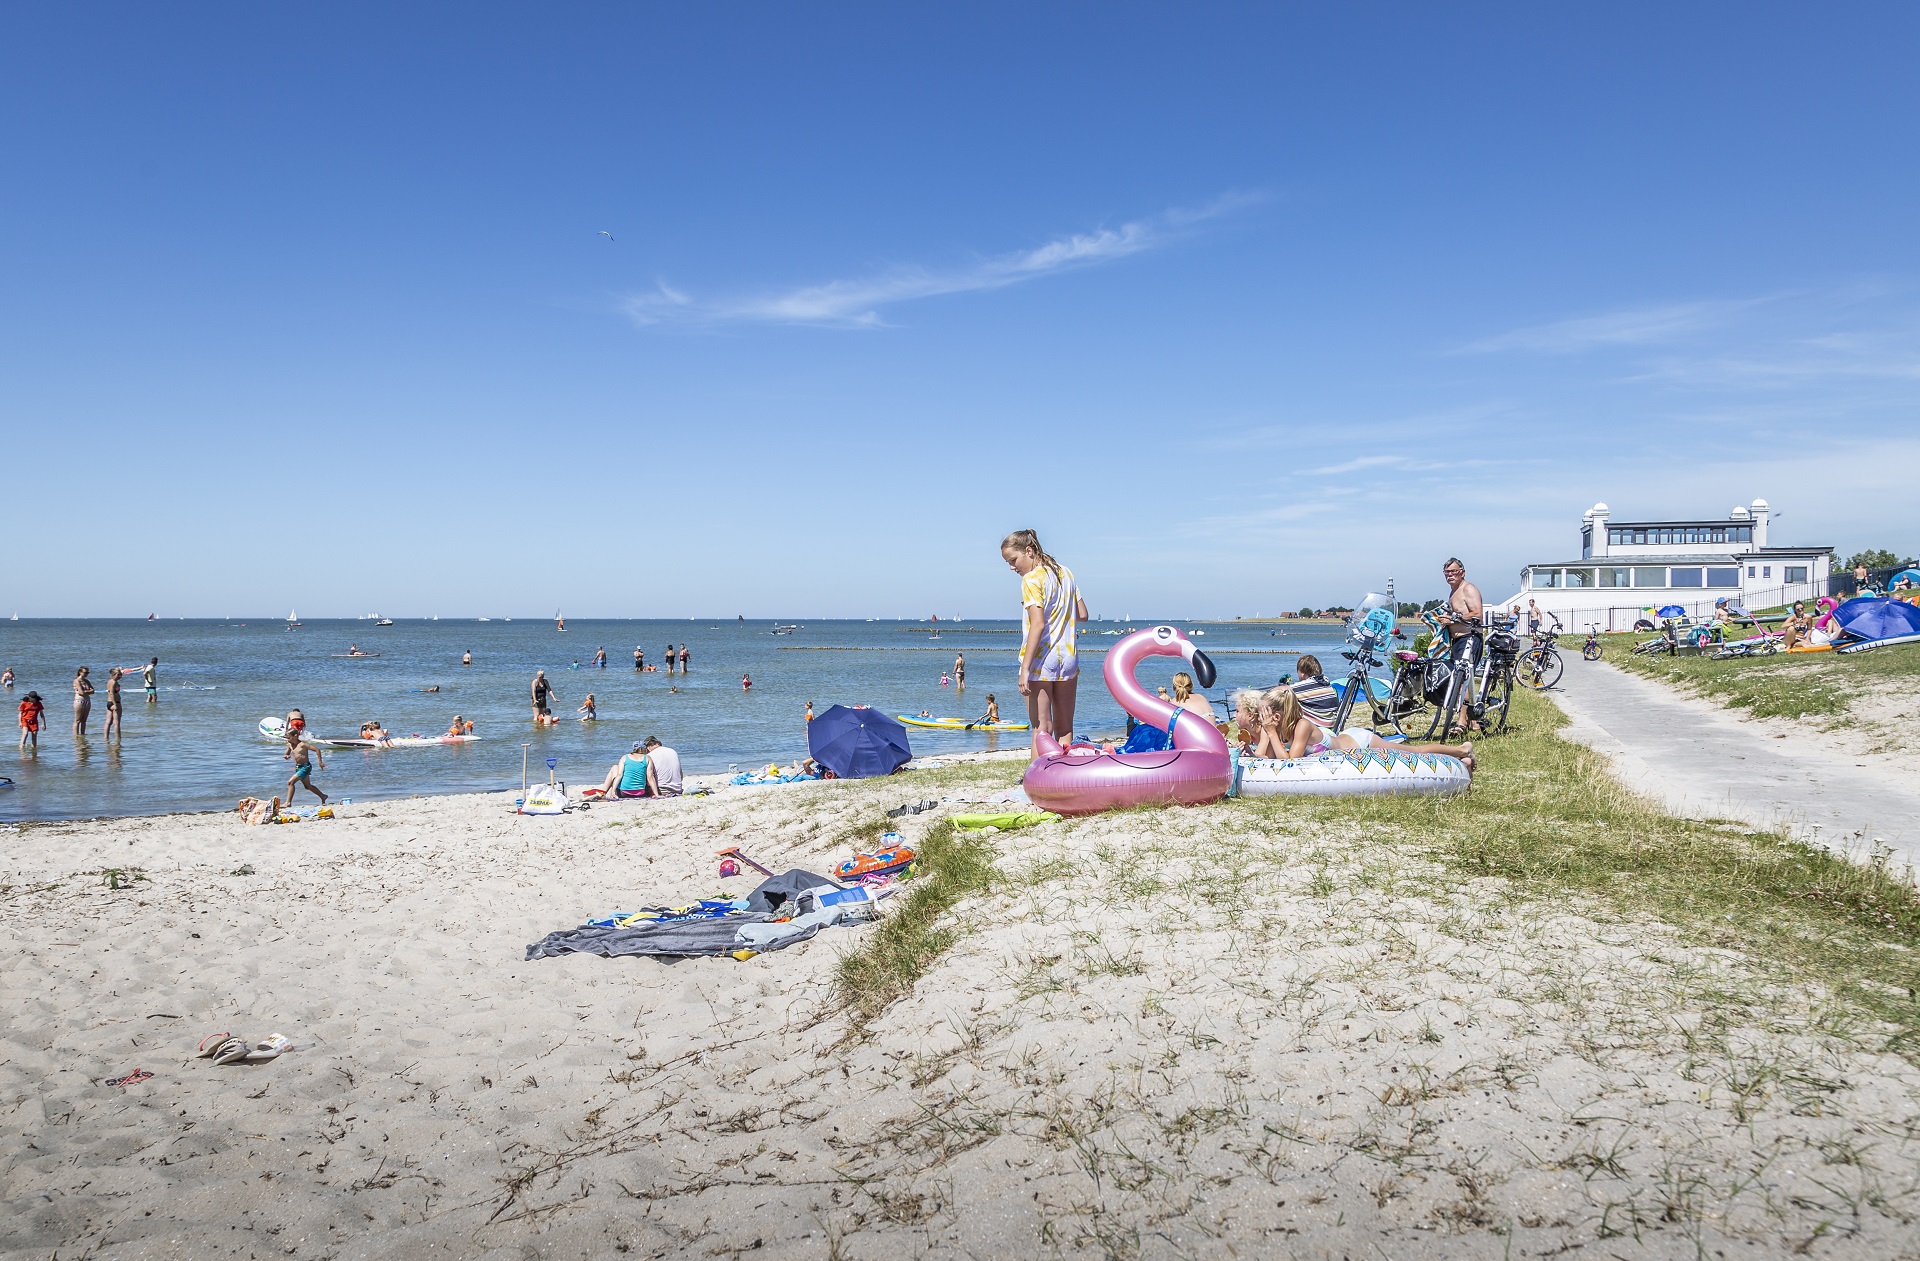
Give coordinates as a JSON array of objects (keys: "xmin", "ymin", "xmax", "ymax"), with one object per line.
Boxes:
[{"xmin": 1442, "ymin": 558, "xmax": 1485, "ymax": 730}]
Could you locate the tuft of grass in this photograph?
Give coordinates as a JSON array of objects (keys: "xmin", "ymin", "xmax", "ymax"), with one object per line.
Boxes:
[
  {"xmin": 835, "ymin": 819, "xmax": 1000, "ymax": 1020},
  {"xmin": 1236, "ymin": 688, "xmax": 1920, "ymax": 1048}
]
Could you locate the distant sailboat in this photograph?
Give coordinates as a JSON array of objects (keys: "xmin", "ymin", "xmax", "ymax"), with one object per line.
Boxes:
[
  {"xmin": 286, "ymin": 608, "xmax": 302, "ymax": 628},
  {"xmin": 146, "ymin": 613, "xmax": 156, "ymax": 621},
  {"xmin": 556, "ymin": 610, "xmax": 566, "ymax": 632}
]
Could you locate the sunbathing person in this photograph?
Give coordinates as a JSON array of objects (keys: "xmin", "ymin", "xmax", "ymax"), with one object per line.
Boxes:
[
  {"xmin": 1256, "ymin": 687, "xmax": 1475, "ymax": 773},
  {"xmin": 596, "ymin": 742, "xmax": 651, "ymax": 798}
]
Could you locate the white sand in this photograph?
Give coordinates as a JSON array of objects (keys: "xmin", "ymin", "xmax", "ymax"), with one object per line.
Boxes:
[{"xmin": 5, "ymin": 751, "xmax": 1919, "ymax": 1259}]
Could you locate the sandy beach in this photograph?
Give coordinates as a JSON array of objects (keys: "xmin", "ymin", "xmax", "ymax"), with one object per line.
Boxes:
[{"xmin": 6, "ymin": 740, "xmax": 1920, "ymax": 1260}]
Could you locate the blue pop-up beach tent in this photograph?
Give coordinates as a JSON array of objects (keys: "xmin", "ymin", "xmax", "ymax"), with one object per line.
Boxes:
[
  {"xmin": 1833, "ymin": 597, "xmax": 1920, "ymax": 644},
  {"xmin": 808, "ymin": 705, "xmax": 913, "ymax": 779}
]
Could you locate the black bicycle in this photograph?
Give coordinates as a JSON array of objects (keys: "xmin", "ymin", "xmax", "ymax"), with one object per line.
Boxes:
[
  {"xmin": 1581, "ymin": 624, "xmax": 1603, "ymax": 661},
  {"xmin": 1513, "ymin": 630, "xmax": 1565, "ymax": 691},
  {"xmin": 1328, "ymin": 644, "xmax": 1393, "ymax": 735},
  {"xmin": 1385, "ymin": 620, "xmax": 1515, "ymax": 739}
]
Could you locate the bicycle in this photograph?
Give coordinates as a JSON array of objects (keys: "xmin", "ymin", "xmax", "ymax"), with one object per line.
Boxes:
[
  {"xmin": 1329, "ymin": 644, "xmax": 1394, "ymax": 735},
  {"xmin": 1388, "ymin": 613, "xmax": 1515, "ymax": 739},
  {"xmin": 1513, "ymin": 629, "xmax": 1564, "ymax": 690},
  {"xmin": 1581, "ymin": 624, "xmax": 1603, "ymax": 661}
]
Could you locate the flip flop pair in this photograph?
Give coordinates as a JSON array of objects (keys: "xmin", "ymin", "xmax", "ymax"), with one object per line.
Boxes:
[{"xmin": 197, "ymin": 1031, "xmax": 294, "ymax": 1065}]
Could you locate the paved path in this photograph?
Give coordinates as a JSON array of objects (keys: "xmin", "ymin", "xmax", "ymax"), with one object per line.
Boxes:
[{"xmin": 1546, "ymin": 660, "xmax": 1920, "ymax": 871}]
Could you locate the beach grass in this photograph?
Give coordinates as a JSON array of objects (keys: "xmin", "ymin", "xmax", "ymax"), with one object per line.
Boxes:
[
  {"xmin": 835, "ymin": 817, "xmax": 1001, "ymax": 1021},
  {"xmin": 1600, "ymin": 632, "xmax": 1920, "ymax": 722},
  {"xmin": 1237, "ymin": 688, "xmax": 1920, "ymax": 1047}
]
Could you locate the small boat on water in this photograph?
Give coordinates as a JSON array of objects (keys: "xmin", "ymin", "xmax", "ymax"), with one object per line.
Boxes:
[{"xmin": 286, "ymin": 608, "xmax": 302, "ymax": 629}]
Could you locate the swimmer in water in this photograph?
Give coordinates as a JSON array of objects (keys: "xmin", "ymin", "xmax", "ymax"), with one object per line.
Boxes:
[
  {"xmin": 578, "ymin": 694, "xmax": 597, "ymax": 720},
  {"xmin": 462, "ymin": 650, "xmax": 472, "ymax": 666},
  {"xmin": 741, "ymin": 673, "xmax": 752, "ymax": 691}
]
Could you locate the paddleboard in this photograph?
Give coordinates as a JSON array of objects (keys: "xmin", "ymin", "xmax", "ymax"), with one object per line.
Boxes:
[
  {"xmin": 896, "ymin": 715, "xmax": 1030, "ymax": 731},
  {"xmin": 1837, "ymin": 632, "xmax": 1920, "ymax": 654}
]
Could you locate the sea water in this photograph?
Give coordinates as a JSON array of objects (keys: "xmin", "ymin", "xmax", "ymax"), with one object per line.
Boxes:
[{"xmin": 0, "ymin": 618, "xmax": 1343, "ymax": 822}]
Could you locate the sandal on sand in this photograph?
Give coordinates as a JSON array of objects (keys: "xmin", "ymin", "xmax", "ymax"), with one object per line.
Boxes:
[
  {"xmin": 196, "ymin": 1032, "xmax": 234, "ymax": 1058},
  {"xmin": 210, "ymin": 1037, "xmax": 251, "ymax": 1065},
  {"xmin": 242, "ymin": 1033, "xmax": 294, "ymax": 1062}
]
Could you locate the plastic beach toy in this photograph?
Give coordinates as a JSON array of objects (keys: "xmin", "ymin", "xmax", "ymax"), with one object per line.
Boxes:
[{"xmin": 1021, "ymin": 625, "xmax": 1232, "ymax": 816}]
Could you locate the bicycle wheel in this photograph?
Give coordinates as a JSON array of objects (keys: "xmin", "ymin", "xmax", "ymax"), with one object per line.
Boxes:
[
  {"xmin": 1582, "ymin": 642, "xmax": 1602, "ymax": 661},
  {"xmin": 1526, "ymin": 648, "xmax": 1563, "ymax": 689},
  {"xmin": 1385, "ymin": 666, "xmax": 1439, "ymax": 740},
  {"xmin": 1480, "ymin": 664, "xmax": 1514, "ymax": 734}
]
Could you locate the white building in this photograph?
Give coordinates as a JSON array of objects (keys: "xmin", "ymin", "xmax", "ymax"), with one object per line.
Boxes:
[{"xmin": 1495, "ymin": 498, "xmax": 1833, "ymax": 631}]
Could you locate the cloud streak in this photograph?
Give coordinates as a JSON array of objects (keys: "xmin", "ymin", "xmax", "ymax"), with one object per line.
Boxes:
[
  {"xmin": 624, "ymin": 197, "xmax": 1249, "ymax": 329},
  {"xmin": 1457, "ymin": 299, "xmax": 1768, "ymax": 355}
]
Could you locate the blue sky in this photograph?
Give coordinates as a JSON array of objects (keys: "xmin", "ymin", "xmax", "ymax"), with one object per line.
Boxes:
[{"xmin": 5, "ymin": 3, "xmax": 1917, "ymax": 618}]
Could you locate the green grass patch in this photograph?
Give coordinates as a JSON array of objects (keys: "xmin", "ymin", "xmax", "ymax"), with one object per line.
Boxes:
[
  {"xmin": 1238, "ymin": 688, "xmax": 1920, "ymax": 1049},
  {"xmin": 835, "ymin": 818, "xmax": 1000, "ymax": 1021},
  {"xmin": 1599, "ymin": 631, "xmax": 1920, "ymax": 722}
]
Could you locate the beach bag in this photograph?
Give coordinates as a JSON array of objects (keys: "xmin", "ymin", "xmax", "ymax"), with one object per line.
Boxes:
[
  {"xmin": 520, "ymin": 783, "xmax": 568, "ymax": 815},
  {"xmin": 1422, "ymin": 660, "xmax": 1453, "ymax": 703}
]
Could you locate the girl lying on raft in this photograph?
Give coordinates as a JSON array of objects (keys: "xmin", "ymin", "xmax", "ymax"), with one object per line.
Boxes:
[{"xmin": 1238, "ymin": 687, "xmax": 1475, "ymax": 774}]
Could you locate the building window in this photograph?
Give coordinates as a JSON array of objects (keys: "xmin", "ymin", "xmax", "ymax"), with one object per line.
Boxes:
[
  {"xmin": 1633, "ymin": 567, "xmax": 1667, "ymax": 587},
  {"xmin": 1598, "ymin": 567, "xmax": 1630, "ymax": 588},
  {"xmin": 1536, "ymin": 569, "xmax": 1560, "ymax": 588},
  {"xmin": 1671, "ymin": 567, "xmax": 1704, "ymax": 587},
  {"xmin": 1786, "ymin": 565, "xmax": 1807, "ymax": 583},
  {"xmin": 1762, "ymin": 565, "xmax": 1771, "ymax": 579},
  {"xmin": 1747, "ymin": 566, "xmax": 1756, "ymax": 577},
  {"xmin": 1582, "ymin": 526, "xmax": 1591, "ymax": 559},
  {"xmin": 1707, "ymin": 568, "xmax": 1740, "ymax": 588},
  {"xmin": 1736, "ymin": 526, "xmax": 1751, "ymax": 542},
  {"xmin": 1564, "ymin": 568, "xmax": 1594, "ymax": 588}
]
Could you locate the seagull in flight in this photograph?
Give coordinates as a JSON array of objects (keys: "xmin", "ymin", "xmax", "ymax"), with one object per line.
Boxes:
[{"xmin": 597, "ymin": 230, "xmax": 615, "ymax": 242}]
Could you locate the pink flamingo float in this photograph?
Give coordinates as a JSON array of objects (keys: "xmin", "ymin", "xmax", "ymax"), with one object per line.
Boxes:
[{"xmin": 1022, "ymin": 625, "xmax": 1232, "ymax": 816}]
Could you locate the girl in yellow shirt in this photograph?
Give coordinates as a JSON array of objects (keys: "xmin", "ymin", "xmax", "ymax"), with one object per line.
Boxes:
[{"xmin": 1001, "ymin": 529, "xmax": 1089, "ymax": 755}]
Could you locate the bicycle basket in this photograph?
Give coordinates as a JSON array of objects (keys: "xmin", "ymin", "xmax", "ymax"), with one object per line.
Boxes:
[{"xmin": 1487, "ymin": 631, "xmax": 1522, "ymax": 656}]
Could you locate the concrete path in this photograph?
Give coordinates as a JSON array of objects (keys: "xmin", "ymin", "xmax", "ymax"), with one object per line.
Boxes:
[{"xmin": 1546, "ymin": 659, "xmax": 1920, "ymax": 871}]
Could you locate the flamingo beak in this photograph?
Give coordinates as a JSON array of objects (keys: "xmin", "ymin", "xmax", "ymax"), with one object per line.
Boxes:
[{"xmin": 1190, "ymin": 648, "xmax": 1216, "ymax": 688}]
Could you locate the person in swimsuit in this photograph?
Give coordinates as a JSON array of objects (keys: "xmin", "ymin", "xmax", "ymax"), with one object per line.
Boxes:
[
  {"xmin": 678, "ymin": 643, "xmax": 690, "ymax": 672},
  {"xmin": 141, "ymin": 657, "xmax": 158, "ymax": 703},
  {"xmin": 71, "ymin": 666, "xmax": 95, "ymax": 737},
  {"xmin": 664, "ymin": 644, "xmax": 676, "ymax": 672},
  {"xmin": 805, "ymin": 700, "xmax": 814, "ymax": 724},
  {"xmin": 530, "ymin": 670, "xmax": 554, "ymax": 721},
  {"xmin": 360, "ymin": 720, "xmax": 393, "ymax": 747},
  {"xmin": 741, "ymin": 673, "xmax": 752, "ymax": 691},
  {"xmin": 18, "ymin": 690, "xmax": 44, "ymax": 750},
  {"xmin": 634, "ymin": 647, "xmax": 645, "ymax": 670},
  {"xmin": 593, "ymin": 646, "xmax": 606, "ymax": 668},
  {"xmin": 462, "ymin": 650, "xmax": 473, "ymax": 667},
  {"xmin": 1258, "ymin": 686, "xmax": 1474, "ymax": 771},
  {"xmin": 954, "ymin": 652, "xmax": 966, "ymax": 690},
  {"xmin": 596, "ymin": 742, "xmax": 651, "ymax": 798},
  {"xmin": 103, "ymin": 668, "xmax": 125, "ymax": 739},
  {"xmin": 578, "ymin": 694, "xmax": 596, "ymax": 720},
  {"xmin": 1168, "ymin": 671, "xmax": 1216, "ymax": 722},
  {"xmin": 1, "ymin": 666, "xmax": 13, "ymax": 689},
  {"xmin": 1002, "ymin": 529, "xmax": 1088, "ymax": 756},
  {"xmin": 1441, "ymin": 557, "xmax": 1485, "ymax": 731},
  {"xmin": 983, "ymin": 694, "xmax": 1000, "ymax": 726},
  {"xmin": 284, "ymin": 733, "xmax": 328, "ymax": 803}
]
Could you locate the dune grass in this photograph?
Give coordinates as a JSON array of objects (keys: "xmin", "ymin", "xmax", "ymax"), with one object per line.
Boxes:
[
  {"xmin": 1600, "ymin": 631, "xmax": 1920, "ymax": 722},
  {"xmin": 835, "ymin": 818, "xmax": 1001, "ymax": 1020},
  {"xmin": 836, "ymin": 688, "xmax": 1920, "ymax": 1052}
]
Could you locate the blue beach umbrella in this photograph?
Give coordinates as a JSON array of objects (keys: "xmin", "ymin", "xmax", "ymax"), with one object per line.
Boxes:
[
  {"xmin": 1832, "ymin": 597, "xmax": 1920, "ymax": 643},
  {"xmin": 1656, "ymin": 605, "xmax": 1686, "ymax": 619},
  {"xmin": 808, "ymin": 705, "xmax": 913, "ymax": 779}
]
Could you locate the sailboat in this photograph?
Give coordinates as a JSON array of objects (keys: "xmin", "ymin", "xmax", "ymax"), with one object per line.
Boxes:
[
  {"xmin": 286, "ymin": 608, "xmax": 302, "ymax": 628},
  {"xmin": 555, "ymin": 610, "xmax": 566, "ymax": 632}
]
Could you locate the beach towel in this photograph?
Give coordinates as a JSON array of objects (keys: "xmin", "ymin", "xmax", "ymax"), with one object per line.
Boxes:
[
  {"xmin": 950, "ymin": 811, "xmax": 1061, "ymax": 831},
  {"xmin": 526, "ymin": 917, "xmax": 812, "ymax": 959}
]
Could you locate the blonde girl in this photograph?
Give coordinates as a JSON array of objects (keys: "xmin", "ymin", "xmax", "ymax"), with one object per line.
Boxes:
[
  {"xmin": 1169, "ymin": 671, "xmax": 1216, "ymax": 721},
  {"xmin": 1258, "ymin": 686, "xmax": 1476, "ymax": 772},
  {"xmin": 1001, "ymin": 529, "xmax": 1089, "ymax": 755}
]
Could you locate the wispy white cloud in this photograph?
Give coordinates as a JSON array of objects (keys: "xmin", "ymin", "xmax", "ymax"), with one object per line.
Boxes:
[
  {"xmin": 624, "ymin": 195, "xmax": 1254, "ymax": 329},
  {"xmin": 1306, "ymin": 454, "xmax": 1404, "ymax": 476},
  {"xmin": 1457, "ymin": 299, "xmax": 1767, "ymax": 355}
]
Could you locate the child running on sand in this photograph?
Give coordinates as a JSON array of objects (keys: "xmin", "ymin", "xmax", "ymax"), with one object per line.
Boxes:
[{"xmin": 284, "ymin": 733, "xmax": 328, "ymax": 804}]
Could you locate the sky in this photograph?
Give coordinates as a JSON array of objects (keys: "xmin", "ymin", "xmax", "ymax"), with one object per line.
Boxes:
[{"xmin": 4, "ymin": 2, "xmax": 1918, "ymax": 618}]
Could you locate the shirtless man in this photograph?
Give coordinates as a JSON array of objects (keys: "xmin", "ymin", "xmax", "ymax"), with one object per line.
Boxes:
[
  {"xmin": 1441, "ymin": 557, "xmax": 1485, "ymax": 731},
  {"xmin": 141, "ymin": 656, "xmax": 158, "ymax": 703}
]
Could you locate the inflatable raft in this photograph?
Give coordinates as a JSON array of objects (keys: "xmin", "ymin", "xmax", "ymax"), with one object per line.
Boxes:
[
  {"xmin": 897, "ymin": 714, "xmax": 1030, "ymax": 732},
  {"xmin": 258, "ymin": 717, "xmax": 477, "ymax": 748},
  {"xmin": 1236, "ymin": 749, "xmax": 1470, "ymax": 798}
]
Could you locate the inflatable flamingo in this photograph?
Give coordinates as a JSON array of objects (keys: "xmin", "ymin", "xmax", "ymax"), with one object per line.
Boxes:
[
  {"xmin": 1813, "ymin": 596, "xmax": 1839, "ymax": 631},
  {"xmin": 1022, "ymin": 625, "xmax": 1232, "ymax": 816}
]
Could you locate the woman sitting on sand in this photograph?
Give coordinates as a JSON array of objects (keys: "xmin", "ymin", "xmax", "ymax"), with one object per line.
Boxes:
[
  {"xmin": 1255, "ymin": 687, "xmax": 1476, "ymax": 773},
  {"xmin": 596, "ymin": 742, "xmax": 651, "ymax": 798}
]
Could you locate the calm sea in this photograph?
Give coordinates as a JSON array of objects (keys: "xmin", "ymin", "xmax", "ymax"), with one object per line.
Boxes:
[{"xmin": 0, "ymin": 618, "xmax": 1344, "ymax": 822}]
